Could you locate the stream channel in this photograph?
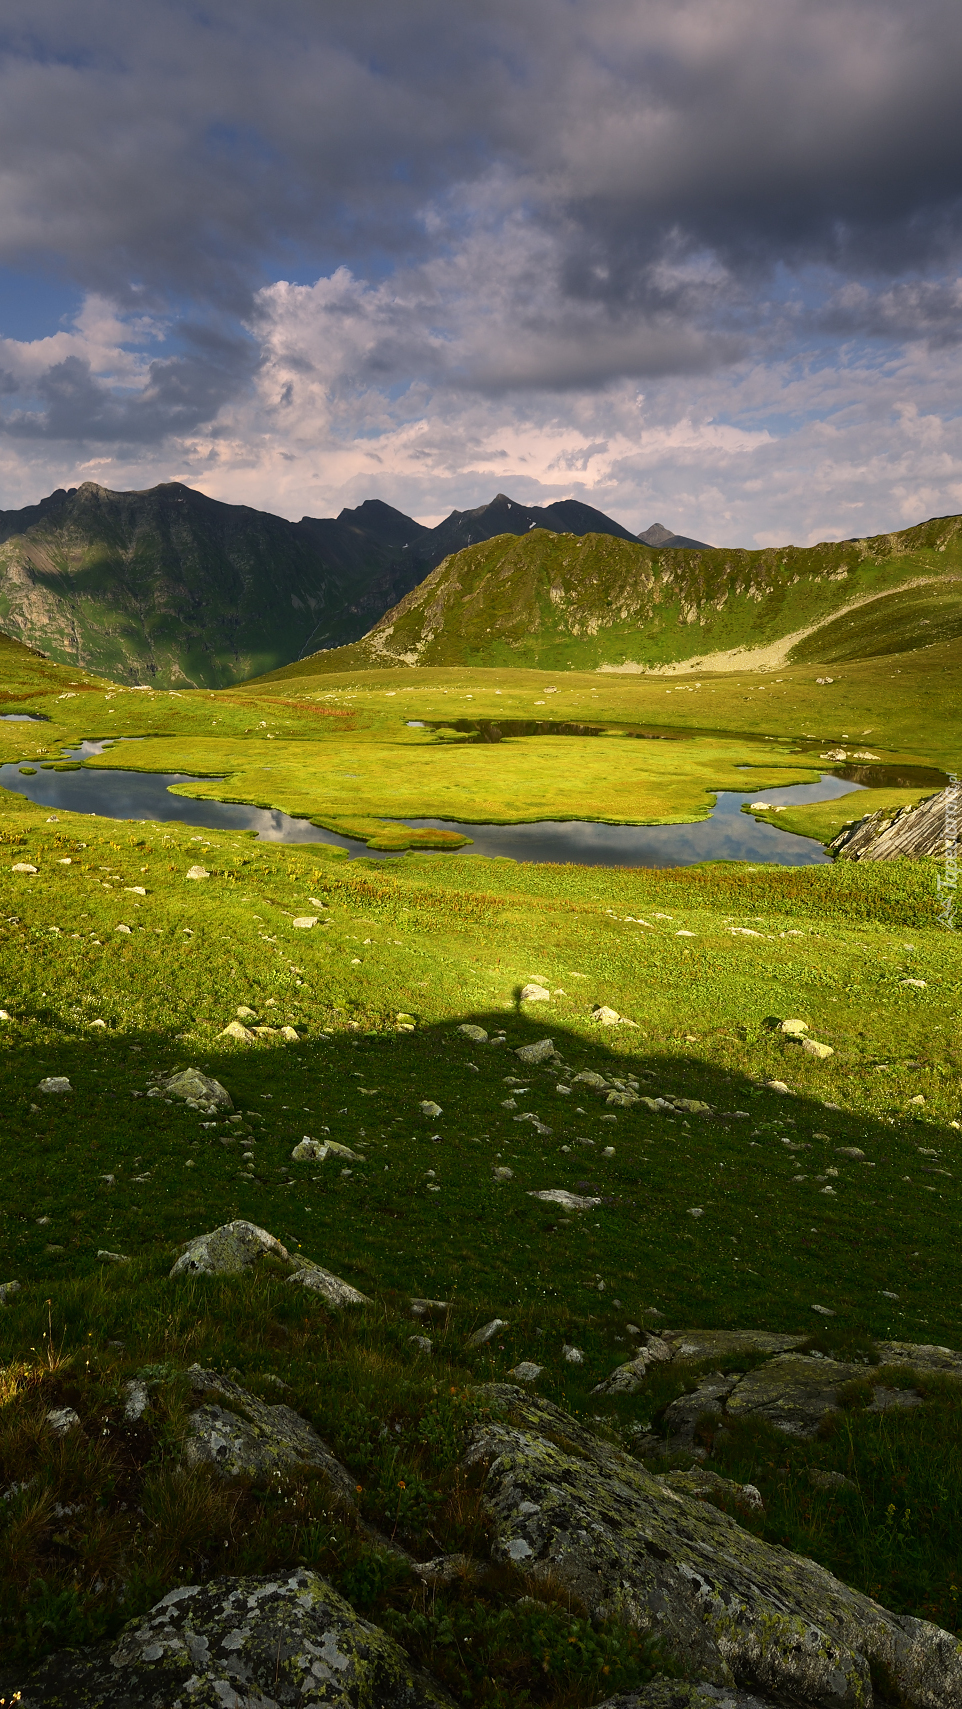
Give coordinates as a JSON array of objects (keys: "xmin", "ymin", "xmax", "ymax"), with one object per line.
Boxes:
[{"xmin": 0, "ymin": 732, "xmax": 946, "ymax": 868}]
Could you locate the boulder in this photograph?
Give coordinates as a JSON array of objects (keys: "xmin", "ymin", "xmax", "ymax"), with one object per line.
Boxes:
[
  {"xmin": 723, "ymin": 1354, "xmax": 866, "ymax": 1437},
  {"xmin": 161, "ymin": 1067, "xmax": 233, "ymax": 1110},
  {"xmin": 520, "ymin": 983, "xmax": 550, "ymax": 1002},
  {"xmin": 592, "ymin": 1006, "xmax": 621, "ymax": 1025},
  {"xmin": 219, "ymin": 1020, "xmax": 255, "ymax": 1044},
  {"xmin": 11, "ymin": 1570, "xmax": 453, "ymax": 1708},
  {"xmin": 185, "ymin": 1367, "xmax": 355, "ymax": 1493},
  {"xmin": 593, "ymin": 1334, "xmax": 673, "ymax": 1395},
  {"xmin": 465, "ymin": 1385, "xmax": 962, "ymax": 1707},
  {"xmin": 514, "ymin": 1038, "xmax": 556, "ymax": 1065},
  {"xmin": 170, "ymin": 1220, "xmax": 289, "ymax": 1278},
  {"xmin": 185, "ymin": 864, "xmax": 210, "ymax": 879},
  {"xmin": 778, "ymin": 1018, "xmax": 809, "ymax": 1037},
  {"xmin": 831, "ymin": 787, "xmax": 961, "ymax": 861},
  {"xmin": 799, "ymin": 1038, "xmax": 834, "ymax": 1060},
  {"xmin": 38, "ymin": 1076, "xmax": 71, "ymax": 1094},
  {"xmin": 0, "ymin": 1280, "xmax": 21, "ymax": 1304},
  {"xmin": 667, "ymin": 1331, "xmax": 805, "ymax": 1364},
  {"xmin": 458, "ymin": 1023, "xmax": 489, "ymax": 1041},
  {"xmin": 287, "ymin": 1260, "xmax": 371, "ymax": 1307},
  {"xmin": 467, "ymin": 1318, "xmax": 508, "ymax": 1347}
]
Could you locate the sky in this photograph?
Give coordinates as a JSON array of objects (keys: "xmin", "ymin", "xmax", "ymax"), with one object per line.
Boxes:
[{"xmin": 0, "ymin": 0, "xmax": 960, "ymax": 546}]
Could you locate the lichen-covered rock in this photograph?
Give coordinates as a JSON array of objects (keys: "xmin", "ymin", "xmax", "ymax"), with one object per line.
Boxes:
[
  {"xmin": 594, "ymin": 1334, "xmax": 673, "ymax": 1395},
  {"xmin": 514, "ymin": 1037, "xmax": 556, "ymax": 1065},
  {"xmin": 162, "ymin": 1067, "xmax": 233, "ymax": 1109},
  {"xmin": 877, "ymin": 1341, "xmax": 962, "ymax": 1375},
  {"xmin": 466, "ymin": 1385, "xmax": 962, "ymax": 1707},
  {"xmin": 170, "ymin": 1220, "xmax": 289, "ymax": 1277},
  {"xmin": 659, "ymin": 1374, "xmax": 743, "ymax": 1454},
  {"xmin": 291, "ymin": 1138, "xmax": 362, "ymax": 1163},
  {"xmin": 724, "ymin": 1354, "xmax": 864, "ymax": 1437},
  {"xmin": 667, "ymin": 1331, "xmax": 805, "ymax": 1364},
  {"xmin": 287, "ymin": 1261, "xmax": 371, "ymax": 1307},
  {"xmin": 11, "ymin": 1570, "xmax": 454, "ymax": 1707},
  {"xmin": 656, "ymin": 1467, "xmax": 764, "ymax": 1514},
  {"xmin": 184, "ymin": 1368, "xmax": 354, "ymax": 1493}
]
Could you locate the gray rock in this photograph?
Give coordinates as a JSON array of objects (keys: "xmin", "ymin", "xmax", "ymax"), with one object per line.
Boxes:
[
  {"xmin": 508, "ymin": 1362, "xmax": 544, "ymax": 1382},
  {"xmin": 219, "ymin": 1020, "xmax": 255, "ymax": 1043},
  {"xmin": 799, "ymin": 1038, "xmax": 834, "ymax": 1060},
  {"xmin": 123, "ymin": 1381, "xmax": 150, "ymax": 1422},
  {"xmin": 409, "ymin": 1335, "xmax": 433, "ymax": 1354},
  {"xmin": 563, "ymin": 1344, "xmax": 584, "ymax": 1364},
  {"xmin": 592, "ymin": 1005, "xmax": 621, "ymax": 1024},
  {"xmin": 868, "ymin": 1386, "xmax": 924, "ymax": 1413},
  {"xmin": 593, "ymin": 1334, "xmax": 674, "ymax": 1395},
  {"xmin": 11, "ymin": 1570, "xmax": 453, "ymax": 1707},
  {"xmin": 520, "ymin": 984, "xmax": 550, "ymax": 1002},
  {"xmin": 660, "ymin": 1373, "xmax": 743, "ymax": 1452},
  {"xmin": 572, "ymin": 1071, "xmax": 610, "ymax": 1089},
  {"xmin": 185, "ymin": 864, "xmax": 210, "ymax": 879},
  {"xmin": 458, "ymin": 1024, "xmax": 489, "ymax": 1041},
  {"xmin": 528, "ymin": 1188, "xmax": 600, "ymax": 1211},
  {"xmin": 809, "ymin": 1468, "xmax": 857, "ymax": 1492},
  {"xmin": 514, "ymin": 1038, "xmax": 555, "ymax": 1065},
  {"xmin": 667, "ymin": 1331, "xmax": 805, "ymax": 1364},
  {"xmin": 96, "ymin": 1250, "xmax": 129, "ymax": 1264},
  {"xmin": 725, "ymin": 1354, "xmax": 864, "ymax": 1437},
  {"xmin": 291, "ymin": 1137, "xmax": 361, "ymax": 1162},
  {"xmin": 184, "ymin": 1368, "xmax": 356, "ymax": 1493},
  {"xmin": 162, "ymin": 1067, "xmax": 233, "ymax": 1109},
  {"xmin": 419, "ymin": 1100, "xmax": 442, "ymax": 1118},
  {"xmin": 46, "ymin": 1408, "xmax": 80, "ymax": 1435},
  {"xmin": 467, "ymin": 1318, "xmax": 508, "ymax": 1347},
  {"xmin": 778, "ymin": 1018, "xmax": 808, "ymax": 1037},
  {"xmin": 877, "ymin": 1341, "xmax": 962, "ymax": 1375},
  {"xmin": 410, "ymin": 1298, "xmax": 448, "ymax": 1319},
  {"xmin": 831, "ymin": 786, "xmax": 961, "ymax": 862},
  {"xmin": 38, "ymin": 1076, "xmax": 71, "ymax": 1095},
  {"xmin": 657, "ymin": 1467, "xmax": 764, "ymax": 1513},
  {"xmin": 287, "ymin": 1262, "xmax": 371, "ymax": 1307},
  {"xmin": 170, "ymin": 1220, "xmax": 290, "ymax": 1278},
  {"xmin": 0, "ymin": 1280, "xmax": 20, "ymax": 1304},
  {"xmin": 493, "ymin": 1166, "xmax": 514, "ymax": 1182},
  {"xmin": 466, "ymin": 1386, "xmax": 962, "ymax": 1708}
]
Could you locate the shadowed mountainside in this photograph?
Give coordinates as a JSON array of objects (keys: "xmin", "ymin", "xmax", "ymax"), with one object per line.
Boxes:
[{"xmin": 0, "ymin": 483, "xmax": 659, "ymax": 687}]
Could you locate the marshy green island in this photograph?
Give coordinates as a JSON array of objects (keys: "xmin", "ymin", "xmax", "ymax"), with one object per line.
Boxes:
[{"xmin": 0, "ymin": 480, "xmax": 960, "ymax": 1708}]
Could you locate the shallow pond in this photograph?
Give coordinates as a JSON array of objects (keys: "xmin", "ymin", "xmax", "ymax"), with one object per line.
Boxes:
[{"xmin": 0, "ymin": 740, "xmax": 872, "ymax": 866}]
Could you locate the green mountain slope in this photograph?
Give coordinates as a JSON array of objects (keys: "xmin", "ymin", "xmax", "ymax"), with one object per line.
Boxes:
[
  {"xmin": 0, "ymin": 483, "xmax": 652, "ymax": 688},
  {"xmin": 263, "ymin": 512, "xmax": 962, "ymax": 680}
]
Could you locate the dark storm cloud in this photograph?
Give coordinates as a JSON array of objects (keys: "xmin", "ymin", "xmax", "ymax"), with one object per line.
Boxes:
[{"xmin": 0, "ymin": 0, "xmax": 960, "ymax": 408}]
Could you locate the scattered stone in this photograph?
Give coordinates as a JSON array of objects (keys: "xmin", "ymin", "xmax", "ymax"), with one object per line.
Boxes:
[
  {"xmin": 38, "ymin": 1076, "xmax": 71, "ymax": 1095},
  {"xmin": 280, "ymin": 1025, "xmax": 300, "ymax": 1041},
  {"xmin": 185, "ymin": 865, "xmax": 210, "ymax": 879},
  {"xmin": 287, "ymin": 1261, "xmax": 371, "ymax": 1307},
  {"xmin": 528, "ymin": 1189, "xmax": 601, "ymax": 1211},
  {"xmin": 0, "ymin": 1011, "xmax": 10, "ymax": 1022},
  {"xmin": 458, "ymin": 1023, "xmax": 489, "ymax": 1041},
  {"xmin": 809, "ymin": 1468, "xmax": 856, "ymax": 1492},
  {"xmin": 836, "ymin": 1146, "xmax": 866, "ymax": 1159},
  {"xmin": 467, "ymin": 1318, "xmax": 508, "ymax": 1347},
  {"xmin": 800, "ymin": 1038, "xmax": 834, "ymax": 1060},
  {"xmin": 764, "ymin": 1079, "xmax": 791, "ymax": 1093},
  {"xmin": 162, "ymin": 1067, "xmax": 233, "ymax": 1110},
  {"xmin": 420, "ymin": 1100, "xmax": 443, "ymax": 1118},
  {"xmin": 123, "ymin": 1381, "xmax": 150, "ymax": 1422},
  {"xmin": 218, "ymin": 1020, "xmax": 255, "ymax": 1044},
  {"xmin": 46, "ymin": 1408, "xmax": 80, "ymax": 1435},
  {"xmin": 291, "ymin": 1137, "xmax": 362, "ymax": 1163},
  {"xmin": 901, "ymin": 978, "xmax": 927, "ymax": 989},
  {"xmin": 593, "ymin": 1335, "xmax": 673, "ymax": 1395},
  {"xmin": 520, "ymin": 983, "xmax": 550, "ymax": 1002},
  {"xmin": 0, "ymin": 1281, "xmax": 20, "ymax": 1304},
  {"xmin": 291, "ymin": 916, "xmax": 319, "ymax": 928},
  {"xmin": 90, "ymin": 1018, "xmax": 107, "ymax": 1029},
  {"xmin": 572, "ymin": 1071, "xmax": 608, "ymax": 1089},
  {"xmin": 115, "ymin": 923, "xmax": 131, "ymax": 935},
  {"xmin": 562, "ymin": 1344, "xmax": 584, "ymax": 1364},
  {"xmin": 409, "ymin": 1335, "xmax": 433, "ymax": 1354},
  {"xmin": 778, "ymin": 1018, "xmax": 808, "ymax": 1037},
  {"xmin": 467, "ymin": 1386, "xmax": 962, "ymax": 1708},
  {"xmin": 97, "ymin": 1250, "xmax": 129, "ymax": 1264},
  {"xmin": 170, "ymin": 1220, "xmax": 289, "ymax": 1278},
  {"xmin": 515, "ymin": 1038, "xmax": 556, "ymax": 1065},
  {"xmin": 592, "ymin": 1005, "xmax": 621, "ymax": 1025},
  {"xmin": 125, "ymin": 885, "xmax": 147, "ymax": 895},
  {"xmin": 868, "ymin": 1387, "xmax": 923, "ymax": 1413},
  {"xmin": 687, "ymin": 1207, "xmax": 704, "ymax": 1219},
  {"xmin": 508, "ymin": 1362, "xmax": 545, "ymax": 1382},
  {"xmin": 493, "ymin": 1166, "xmax": 514, "ymax": 1182},
  {"xmin": 811, "ymin": 1305, "xmax": 835, "ymax": 1317},
  {"xmin": 13, "ymin": 1570, "xmax": 454, "ymax": 1708},
  {"xmin": 236, "ymin": 1006, "xmax": 257, "ymax": 1019},
  {"xmin": 12, "ymin": 862, "xmax": 37, "ymax": 873},
  {"xmin": 876, "ymin": 1341, "xmax": 962, "ymax": 1375}
]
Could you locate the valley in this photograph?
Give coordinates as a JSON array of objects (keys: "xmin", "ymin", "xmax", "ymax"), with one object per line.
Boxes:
[{"xmin": 0, "ymin": 505, "xmax": 959, "ymax": 1705}]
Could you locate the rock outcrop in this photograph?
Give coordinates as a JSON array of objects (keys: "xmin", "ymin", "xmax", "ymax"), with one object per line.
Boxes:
[
  {"xmin": 184, "ymin": 1366, "xmax": 356, "ymax": 1494},
  {"xmin": 466, "ymin": 1385, "xmax": 962, "ymax": 1707},
  {"xmin": 169, "ymin": 1222, "xmax": 369, "ymax": 1304},
  {"xmin": 830, "ymin": 786, "xmax": 959, "ymax": 860},
  {"xmin": 12, "ymin": 1570, "xmax": 454, "ymax": 1708}
]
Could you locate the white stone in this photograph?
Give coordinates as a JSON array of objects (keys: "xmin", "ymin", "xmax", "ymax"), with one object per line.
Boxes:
[
  {"xmin": 458, "ymin": 1023, "xmax": 489, "ymax": 1041},
  {"xmin": 779, "ymin": 1018, "xmax": 809, "ymax": 1036},
  {"xmin": 287, "ymin": 1263, "xmax": 371, "ymax": 1307},
  {"xmin": 800, "ymin": 1038, "xmax": 834, "ymax": 1060},
  {"xmin": 115, "ymin": 923, "xmax": 132, "ymax": 934},
  {"xmin": 592, "ymin": 1005, "xmax": 621, "ymax": 1025},
  {"xmin": 467, "ymin": 1318, "xmax": 508, "ymax": 1347},
  {"xmin": 419, "ymin": 1100, "xmax": 442, "ymax": 1118},
  {"xmin": 46, "ymin": 1407, "xmax": 80, "ymax": 1435},
  {"xmin": 219, "ymin": 1021, "xmax": 255, "ymax": 1044},
  {"xmin": 12, "ymin": 863, "xmax": 37, "ymax": 873},
  {"xmin": 528, "ymin": 1189, "xmax": 601, "ymax": 1211},
  {"xmin": 562, "ymin": 1344, "xmax": 584, "ymax": 1364},
  {"xmin": 292, "ymin": 917, "xmax": 318, "ymax": 929},
  {"xmin": 38, "ymin": 1076, "xmax": 72, "ymax": 1094},
  {"xmin": 186, "ymin": 865, "xmax": 210, "ymax": 879},
  {"xmin": 493, "ymin": 1166, "xmax": 514, "ymax": 1182},
  {"xmin": 508, "ymin": 1362, "xmax": 545, "ymax": 1382},
  {"xmin": 520, "ymin": 983, "xmax": 550, "ymax": 1002}
]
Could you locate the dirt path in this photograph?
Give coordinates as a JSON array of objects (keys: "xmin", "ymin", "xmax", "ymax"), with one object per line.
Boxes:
[{"xmin": 596, "ymin": 575, "xmax": 957, "ymax": 677}]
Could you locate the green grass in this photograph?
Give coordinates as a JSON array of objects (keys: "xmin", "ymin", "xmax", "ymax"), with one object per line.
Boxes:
[{"xmin": 0, "ymin": 632, "xmax": 961, "ymax": 1688}]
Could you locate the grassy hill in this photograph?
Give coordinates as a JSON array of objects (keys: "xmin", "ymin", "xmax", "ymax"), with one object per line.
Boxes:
[{"xmin": 268, "ymin": 512, "xmax": 962, "ymax": 678}]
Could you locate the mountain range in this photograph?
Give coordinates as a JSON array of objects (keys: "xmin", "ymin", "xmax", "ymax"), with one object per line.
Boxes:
[{"xmin": 0, "ymin": 481, "xmax": 706, "ymax": 687}]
